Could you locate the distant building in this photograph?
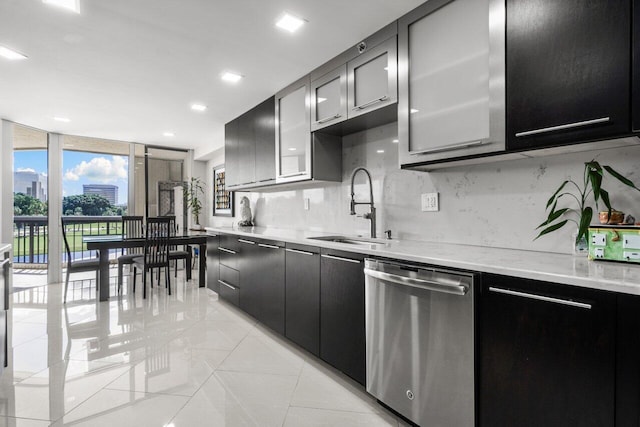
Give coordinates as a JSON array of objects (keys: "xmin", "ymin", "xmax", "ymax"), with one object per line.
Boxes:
[
  {"xmin": 14, "ymin": 170, "xmax": 47, "ymax": 201},
  {"xmin": 83, "ymin": 184, "xmax": 117, "ymax": 205}
]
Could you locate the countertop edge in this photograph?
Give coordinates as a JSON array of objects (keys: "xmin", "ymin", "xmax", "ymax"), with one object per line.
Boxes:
[{"xmin": 205, "ymin": 226, "xmax": 640, "ymax": 296}]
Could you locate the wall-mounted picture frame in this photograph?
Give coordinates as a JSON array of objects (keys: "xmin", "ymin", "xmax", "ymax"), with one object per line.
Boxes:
[{"xmin": 213, "ymin": 165, "xmax": 234, "ymax": 217}]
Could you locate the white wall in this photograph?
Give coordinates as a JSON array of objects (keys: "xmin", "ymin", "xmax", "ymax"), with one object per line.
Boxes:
[{"xmin": 207, "ymin": 123, "xmax": 640, "ymax": 254}]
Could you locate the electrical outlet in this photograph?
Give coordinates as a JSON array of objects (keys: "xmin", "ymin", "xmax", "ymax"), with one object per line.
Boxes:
[
  {"xmin": 304, "ymin": 198, "xmax": 310, "ymax": 210},
  {"xmin": 421, "ymin": 193, "xmax": 439, "ymax": 212}
]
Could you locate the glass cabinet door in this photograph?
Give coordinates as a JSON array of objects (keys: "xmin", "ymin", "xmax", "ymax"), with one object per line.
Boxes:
[
  {"xmin": 276, "ymin": 76, "xmax": 311, "ymax": 181},
  {"xmin": 347, "ymin": 36, "xmax": 397, "ymax": 119},
  {"xmin": 311, "ymin": 65, "xmax": 347, "ymax": 131}
]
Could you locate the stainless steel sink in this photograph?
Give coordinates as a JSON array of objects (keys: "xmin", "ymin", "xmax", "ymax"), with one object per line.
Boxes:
[{"xmin": 308, "ymin": 235, "xmax": 392, "ymax": 245}]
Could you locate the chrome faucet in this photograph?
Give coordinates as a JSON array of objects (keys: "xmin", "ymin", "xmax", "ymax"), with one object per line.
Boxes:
[{"xmin": 349, "ymin": 167, "xmax": 376, "ymax": 238}]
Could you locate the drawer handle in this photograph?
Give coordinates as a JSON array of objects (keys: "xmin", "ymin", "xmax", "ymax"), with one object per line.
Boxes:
[
  {"xmin": 321, "ymin": 254, "xmax": 361, "ymax": 264},
  {"xmin": 316, "ymin": 114, "xmax": 342, "ymax": 125},
  {"xmin": 258, "ymin": 243, "xmax": 280, "ymax": 249},
  {"xmin": 218, "ymin": 247, "xmax": 236, "ymax": 254},
  {"xmin": 515, "ymin": 117, "xmax": 610, "ymax": 138},
  {"xmin": 218, "ymin": 280, "xmax": 237, "ymax": 291},
  {"xmin": 285, "ymin": 248, "xmax": 315, "ymax": 256},
  {"xmin": 488, "ymin": 287, "xmax": 592, "ymax": 310},
  {"xmin": 409, "ymin": 140, "xmax": 487, "ymax": 156},
  {"xmin": 238, "ymin": 239, "xmax": 255, "ymax": 245},
  {"xmin": 353, "ymin": 95, "xmax": 388, "ymax": 111}
]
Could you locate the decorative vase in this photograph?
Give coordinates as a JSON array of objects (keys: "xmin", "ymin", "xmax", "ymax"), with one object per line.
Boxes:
[{"xmin": 572, "ymin": 230, "xmax": 589, "ymax": 256}]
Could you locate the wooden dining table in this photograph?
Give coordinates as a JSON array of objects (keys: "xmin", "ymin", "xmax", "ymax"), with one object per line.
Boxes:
[{"xmin": 83, "ymin": 232, "xmax": 208, "ymax": 301}]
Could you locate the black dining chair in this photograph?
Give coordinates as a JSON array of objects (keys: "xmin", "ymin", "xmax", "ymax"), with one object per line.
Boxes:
[
  {"xmin": 61, "ymin": 217, "xmax": 101, "ymax": 303},
  {"xmin": 132, "ymin": 217, "xmax": 171, "ymax": 299},
  {"xmin": 161, "ymin": 215, "xmax": 192, "ymax": 280},
  {"xmin": 117, "ymin": 216, "xmax": 144, "ymax": 294}
]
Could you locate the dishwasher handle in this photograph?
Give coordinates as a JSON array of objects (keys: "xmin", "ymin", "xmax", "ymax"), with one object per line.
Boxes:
[{"xmin": 364, "ymin": 268, "xmax": 468, "ymax": 296}]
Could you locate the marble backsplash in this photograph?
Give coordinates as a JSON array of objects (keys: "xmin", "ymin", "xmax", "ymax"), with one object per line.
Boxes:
[{"xmin": 206, "ymin": 123, "xmax": 640, "ymax": 255}]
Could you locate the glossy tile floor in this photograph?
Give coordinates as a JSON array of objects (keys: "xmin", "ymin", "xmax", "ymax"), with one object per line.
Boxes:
[{"xmin": 0, "ymin": 268, "xmax": 403, "ymax": 426}]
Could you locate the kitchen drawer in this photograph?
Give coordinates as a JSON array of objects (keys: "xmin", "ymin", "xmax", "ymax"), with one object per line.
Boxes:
[
  {"xmin": 218, "ymin": 245, "xmax": 238, "ymax": 269},
  {"xmin": 218, "ymin": 265, "xmax": 240, "ymax": 306}
]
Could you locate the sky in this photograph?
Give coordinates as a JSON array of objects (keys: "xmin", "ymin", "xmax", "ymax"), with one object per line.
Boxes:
[{"xmin": 14, "ymin": 150, "xmax": 129, "ymax": 205}]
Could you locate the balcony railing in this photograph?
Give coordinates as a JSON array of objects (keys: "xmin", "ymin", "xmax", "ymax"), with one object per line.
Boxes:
[{"xmin": 13, "ymin": 215, "xmax": 123, "ymax": 266}]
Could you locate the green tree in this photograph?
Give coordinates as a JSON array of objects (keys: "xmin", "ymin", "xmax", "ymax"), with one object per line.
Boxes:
[
  {"xmin": 63, "ymin": 194, "xmax": 113, "ymax": 216},
  {"xmin": 14, "ymin": 193, "xmax": 47, "ymax": 216}
]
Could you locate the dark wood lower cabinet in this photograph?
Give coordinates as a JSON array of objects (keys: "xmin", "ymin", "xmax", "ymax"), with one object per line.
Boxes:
[
  {"xmin": 255, "ymin": 241, "xmax": 285, "ymax": 335},
  {"xmin": 479, "ymin": 273, "xmax": 616, "ymax": 427},
  {"xmin": 616, "ymin": 294, "xmax": 640, "ymax": 427},
  {"xmin": 285, "ymin": 244, "xmax": 320, "ymax": 356},
  {"xmin": 319, "ymin": 249, "xmax": 366, "ymax": 386},
  {"xmin": 206, "ymin": 234, "xmax": 219, "ymax": 292}
]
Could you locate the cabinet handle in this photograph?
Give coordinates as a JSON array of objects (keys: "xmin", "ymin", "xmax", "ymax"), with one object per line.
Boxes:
[
  {"xmin": 353, "ymin": 95, "xmax": 388, "ymax": 111},
  {"xmin": 515, "ymin": 117, "xmax": 610, "ymax": 138},
  {"xmin": 218, "ymin": 280, "xmax": 237, "ymax": 291},
  {"xmin": 409, "ymin": 140, "xmax": 487, "ymax": 156},
  {"xmin": 278, "ymin": 172, "xmax": 306, "ymax": 179},
  {"xmin": 321, "ymin": 254, "xmax": 361, "ymax": 264},
  {"xmin": 488, "ymin": 287, "xmax": 592, "ymax": 310},
  {"xmin": 238, "ymin": 239, "xmax": 255, "ymax": 245},
  {"xmin": 218, "ymin": 247, "xmax": 236, "ymax": 254},
  {"xmin": 285, "ymin": 248, "xmax": 315, "ymax": 256},
  {"xmin": 316, "ymin": 114, "xmax": 342, "ymax": 125},
  {"xmin": 258, "ymin": 243, "xmax": 280, "ymax": 249}
]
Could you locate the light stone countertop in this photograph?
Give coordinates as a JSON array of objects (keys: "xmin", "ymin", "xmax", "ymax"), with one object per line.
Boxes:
[{"xmin": 205, "ymin": 226, "xmax": 640, "ymax": 296}]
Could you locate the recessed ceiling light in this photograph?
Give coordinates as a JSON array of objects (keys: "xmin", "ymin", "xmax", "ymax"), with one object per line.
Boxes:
[
  {"xmin": 376, "ymin": 150, "xmax": 385, "ymax": 154},
  {"xmin": 410, "ymin": 108, "xmax": 420, "ymax": 114},
  {"xmin": 54, "ymin": 116, "xmax": 70, "ymax": 123},
  {"xmin": 317, "ymin": 97, "xmax": 327, "ymax": 104},
  {"xmin": 221, "ymin": 71, "xmax": 243, "ymax": 83},
  {"xmin": 392, "ymin": 139, "xmax": 399, "ymax": 143},
  {"xmin": 42, "ymin": 0, "xmax": 80, "ymax": 14},
  {"xmin": 191, "ymin": 103, "xmax": 207, "ymax": 112},
  {"xmin": 276, "ymin": 13, "xmax": 305, "ymax": 33},
  {"xmin": 163, "ymin": 132, "xmax": 175, "ymax": 137},
  {"xmin": 0, "ymin": 45, "xmax": 27, "ymax": 60},
  {"xmin": 288, "ymin": 148, "xmax": 297, "ymax": 151}
]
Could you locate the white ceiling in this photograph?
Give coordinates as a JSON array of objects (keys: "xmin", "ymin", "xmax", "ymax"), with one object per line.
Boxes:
[{"xmin": 0, "ymin": 0, "xmax": 423, "ymax": 159}]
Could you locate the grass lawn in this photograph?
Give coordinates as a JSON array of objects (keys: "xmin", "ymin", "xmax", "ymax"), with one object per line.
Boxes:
[{"xmin": 13, "ymin": 223, "xmax": 121, "ymax": 256}]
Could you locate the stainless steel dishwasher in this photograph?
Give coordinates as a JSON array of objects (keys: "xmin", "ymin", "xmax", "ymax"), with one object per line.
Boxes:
[{"xmin": 364, "ymin": 258, "xmax": 476, "ymax": 427}]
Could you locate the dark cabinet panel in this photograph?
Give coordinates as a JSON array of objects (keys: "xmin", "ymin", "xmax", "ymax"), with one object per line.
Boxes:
[
  {"xmin": 506, "ymin": 0, "xmax": 630, "ymax": 150},
  {"xmin": 206, "ymin": 234, "xmax": 219, "ymax": 293},
  {"xmin": 237, "ymin": 110, "xmax": 256, "ymax": 186},
  {"xmin": 479, "ymin": 274, "xmax": 615, "ymax": 427},
  {"xmin": 238, "ymin": 238, "xmax": 260, "ymax": 319},
  {"xmin": 616, "ymin": 294, "xmax": 640, "ymax": 427},
  {"xmin": 633, "ymin": 0, "xmax": 640, "ymax": 131},
  {"xmin": 224, "ymin": 120, "xmax": 240, "ymax": 188},
  {"xmin": 320, "ymin": 249, "xmax": 366, "ymax": 385},
  {"xmin": 254, "ymin": 96, "xmax": 276, "ymax": 183},
  {"xmin": 285, "ymin": 244, "xmax": 320, "ymax": 356},
  {"xmin": 256, "ymin": 241, "xmax": 285, "ymax": 334},
  {"xmin": 218, "ymin": 264, "xmax": 239, "ymax": 307}
]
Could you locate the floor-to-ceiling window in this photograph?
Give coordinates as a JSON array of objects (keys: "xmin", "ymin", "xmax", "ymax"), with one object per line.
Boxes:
[
  {"xmin": 12, "ymin": 124, "xmax": 49, "ymax": 290},
  {"xmin": 61, "ymin": 135, "xmax": 130, "ymax": 299}
]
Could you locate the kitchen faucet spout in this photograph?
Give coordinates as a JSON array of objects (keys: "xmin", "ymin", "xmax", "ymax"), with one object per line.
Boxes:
[{"xmin": 349, "ymin": 167, "xmax": 376, "ymax": 238}]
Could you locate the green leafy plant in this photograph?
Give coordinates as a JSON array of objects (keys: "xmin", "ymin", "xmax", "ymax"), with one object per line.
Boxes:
[
  {"xmin": 536, "ymin": 160, "xmax": 640, "ymax": 244},
  {"xmin": 185, "ymin": 177, "xmax": 205, "ymax": 226}
]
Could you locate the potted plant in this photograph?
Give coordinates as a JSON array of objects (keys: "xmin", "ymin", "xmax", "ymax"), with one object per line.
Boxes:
[
  {"xmin": 536, "ymin": 160, "xmax": 640, "ymax": 250},
  {"xmin": 185, "ymin": 177, "xmax": 205, "ymax": 230}
]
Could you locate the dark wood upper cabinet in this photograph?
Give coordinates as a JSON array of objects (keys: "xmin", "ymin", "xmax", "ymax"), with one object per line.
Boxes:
[
  {"xmin": 224, "ymin": 120, "xmax": 239, "ymax": 188},
  {"xmin": 225, "ymin": 96, "xmax": 275, "ymax": 189},
  {"xmin": 506, "ymin": 0, "xmax": 631, "ymax": 151},
  {"xmin": 254, "ymin": 97, "xmax": 276, "ymax": 184},
  {"xmin": 479, "ymin": 273, "xmax": 616, "ymax": 427}
]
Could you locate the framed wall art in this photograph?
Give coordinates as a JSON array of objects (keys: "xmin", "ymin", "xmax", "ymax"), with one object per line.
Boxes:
[{"xmin": 213, "ymin": 165, "xmax": 234, "ymax": 216}]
